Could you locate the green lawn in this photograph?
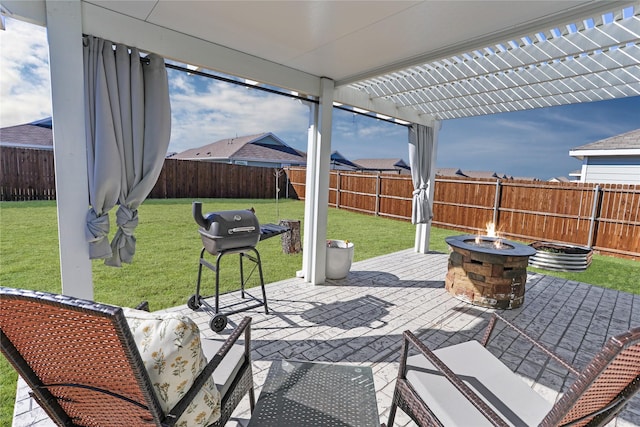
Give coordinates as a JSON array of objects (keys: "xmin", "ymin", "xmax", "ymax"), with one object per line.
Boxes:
[{"xmin": 1, "ymin": 198, "xmax": 638, "ymax": 425}]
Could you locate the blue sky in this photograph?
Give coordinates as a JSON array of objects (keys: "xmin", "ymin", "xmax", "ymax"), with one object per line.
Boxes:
[{"xmin": 2, "ymin": 17, "xmax": 639, "ymax": 180}]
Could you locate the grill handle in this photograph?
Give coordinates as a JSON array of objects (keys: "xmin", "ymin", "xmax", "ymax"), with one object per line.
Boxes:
[
  {"xmin": 192, "ymin": 201, "xmax": 210, "ymax": 229},
  {"xmin": 229, "ymin": 226, "xmax": 256, "ymax": 234}
]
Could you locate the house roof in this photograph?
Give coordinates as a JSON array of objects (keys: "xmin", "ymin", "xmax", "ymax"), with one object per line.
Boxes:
[
  {"xmin": 571, "ymin": 128, "xmax": 640, "ymax": 151},
  {"xmin": 549, "ymin": 176, "xmax": 572, "ymax": 183},
  {"xmin": 435, "ymin": 168, "xmax": 466, "ymax": 177},
  {"xmin": 570, "ymin": 128, "xmax": 640, "ymax": 159},
  {"xmin": 0, "ymin": 117, "xmax": 53, "ymax": 150},
  {"xmin": 461, "ymin": 170, "xmax": 500, "ymax": 179},
  {"xmin": 511, "ymin": 176, "xmax": 540, "ymax": 181},
  {"xmin": 173, "ymin": 132, "xmax": 306, "ymax": 164},
  {"xmin": 354, "ymin": 158, "xmax": 410, "ymax": 171},
  {"xmin": 330, "ymin": 151, "xmax": 360, "ymax": 169}
]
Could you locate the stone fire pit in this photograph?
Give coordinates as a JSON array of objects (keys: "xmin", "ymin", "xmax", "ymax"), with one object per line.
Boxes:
[{"xmin": 445, "ymin": 235, "xmax": 536, "ymax": 309}]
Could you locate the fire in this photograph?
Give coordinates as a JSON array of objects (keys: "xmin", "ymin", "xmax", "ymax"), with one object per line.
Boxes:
[
  {"xmin": 475, "ymin": 222, "xmax": 504, "ymax": 249},
  {"xmin": 486, "ymin": 222, "xmax": 497, "ymax": 237}
]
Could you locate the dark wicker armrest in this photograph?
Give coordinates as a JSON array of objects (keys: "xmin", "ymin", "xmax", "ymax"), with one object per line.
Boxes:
[
  {"xmin": 402, "ymin": 330, "xmax": 511, "ymax": 427},
  {"xmin": 481, "ymin": 313, "xmax": 579, "ymax": 376},
  {"xmin": 166, "ymin": 317, "xmax": 252, "ymax": 423}
]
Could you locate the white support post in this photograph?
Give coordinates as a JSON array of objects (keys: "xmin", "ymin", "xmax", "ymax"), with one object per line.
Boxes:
[
  {"xmin": 415, "ymin": 121, "xmax": 440, "ymax": 254},
  {"xmin": 301, "ymin": 78, "xmax": 334, "ymax": 284},
  {"xmin": 300, "ymin": 103, "xmax": 319, "ymax": 279},
  {"xmin": 46, "ymin": 0, "xmax": 93, "ymax": 299}
]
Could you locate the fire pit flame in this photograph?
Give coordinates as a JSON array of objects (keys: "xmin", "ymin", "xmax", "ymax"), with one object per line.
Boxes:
[
  {"xmin": 465, "ymin": 238, "xmax": 514, "ymax": 251},
  {"xmin": 485, "ymin": 222, "xmax": 497, "ymax": 237},
  {"xmin": 474, "ymin": 222, "xmax": 507, "ymax": 249}
]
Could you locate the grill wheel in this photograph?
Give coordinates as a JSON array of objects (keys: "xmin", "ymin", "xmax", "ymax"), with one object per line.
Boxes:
[
  {"xmin": 187, "ymin": 294, "xmax": 201, "ymax": 310},
  {"xmin": 210, "ymin": 314, "xmax": 227, "ymax": 332}
]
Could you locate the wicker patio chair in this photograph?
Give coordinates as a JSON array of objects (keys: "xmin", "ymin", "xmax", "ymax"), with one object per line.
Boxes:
[
  {"xmin": 388, "ymin": 312, "xmax": 640, "ymax": 427},
  {"xmin": 0, "ymin": 287, "xmax": 255, "ymax": 427}
]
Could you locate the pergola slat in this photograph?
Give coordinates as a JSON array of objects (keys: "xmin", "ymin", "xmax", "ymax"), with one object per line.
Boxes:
[{"xmin": 350, "ymin": 10, "xmax": 640, "ymax": 119}]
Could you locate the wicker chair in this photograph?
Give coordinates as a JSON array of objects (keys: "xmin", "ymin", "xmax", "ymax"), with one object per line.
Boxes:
[
  {"xmin": 388, "ymin": 312, "xmax": 640, "ymax": 427},
  {"xmin": 0, "ymin": 287, "xmax": 255, "ymax": 427}
]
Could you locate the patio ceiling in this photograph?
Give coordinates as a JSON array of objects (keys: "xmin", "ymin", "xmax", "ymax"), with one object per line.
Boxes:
[{"xmin": 82, "ymin": 0, "xmax": 640, "ymax": 122}]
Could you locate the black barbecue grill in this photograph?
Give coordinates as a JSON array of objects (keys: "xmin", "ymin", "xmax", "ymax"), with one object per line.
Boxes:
[{"xmin": 188, "ymin": 202, "xmax": 288, "ymax": 332}]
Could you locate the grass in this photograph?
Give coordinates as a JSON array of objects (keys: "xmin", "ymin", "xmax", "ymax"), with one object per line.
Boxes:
[{"xmin": 1, "ymin": 198, "xmax": 638, "ymax": 425}]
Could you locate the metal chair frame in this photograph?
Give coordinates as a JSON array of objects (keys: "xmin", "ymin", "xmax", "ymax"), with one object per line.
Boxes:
[{"xmin": 388, "ymin": 313, "xmax": 640, "ymax": 427}]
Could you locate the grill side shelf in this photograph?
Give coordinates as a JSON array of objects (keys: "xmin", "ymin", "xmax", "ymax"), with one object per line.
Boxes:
[{"xmin": 259, "ymin": 224, "xmax": 289, "ymax": 241}]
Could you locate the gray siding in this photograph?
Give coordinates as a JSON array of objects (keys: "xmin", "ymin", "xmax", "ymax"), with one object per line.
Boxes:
[{"xmin": 582, "ymin": 156, "xmax": 640, "ymax": 184}]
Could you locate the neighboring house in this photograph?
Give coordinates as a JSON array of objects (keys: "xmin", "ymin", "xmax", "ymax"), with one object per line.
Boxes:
[
  {"xmin": 548, "ymin": 176, "xmax": 571, "ymax": 183},
  {"xmin": 569, "ymin": 170, "xmax": 582, "ymax": 182},
  {"xmin": 330, "ymin": 151, "xmax": 359, "ymax": 171},
  {"xmin": 435, "ymin": 168, "xmax": 466, "ymax": 178},
  {"xmin": 0, "ymin": 117, "xmax": 53, "ymax": 150},
  {"xmin": 569, "ymin": 128, "xmax": 640, "ymax": 184},
  {"xmin": 354, "ymin": 158, "xmax": 410, "ymax": 174},
  {"xmin": 512, "ymin": 176, "xmax": 540, "ymax": 181},
  {"xmin": 437, "ymin": 168, "xmax": 539, "ymax": 181},
  {"xmin": 173, "ymin": 132, "xmax": 306, "ymax": 168},
  {"xmin": 461, "ymin": 170, "xmax": 511, "ymax": 180}
]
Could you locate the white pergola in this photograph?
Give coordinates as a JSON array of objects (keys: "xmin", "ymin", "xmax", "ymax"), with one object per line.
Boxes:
[{"xmin": 2, "ymin": 0, "xmax": 639, "ymax": 299}]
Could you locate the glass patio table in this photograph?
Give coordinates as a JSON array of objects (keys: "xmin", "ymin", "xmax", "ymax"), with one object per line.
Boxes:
[{"xmin": 247, "ymin": 359, "xmax": 380, "ymax": 427}]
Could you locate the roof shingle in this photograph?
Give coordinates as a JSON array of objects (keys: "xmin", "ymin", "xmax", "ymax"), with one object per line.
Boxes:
[{"xmin": 572, "ymin": 128, "xmax": 640, "ymax": 151}]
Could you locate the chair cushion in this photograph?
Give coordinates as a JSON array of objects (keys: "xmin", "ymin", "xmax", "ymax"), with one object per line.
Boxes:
[
  {"xmin": 200, "ymin": 338, "xmax": 246, "ymax": 399},
  {"xmin": 406, "ymin": 340, "xmax": 553, "ymax": 427},
  {"xmin": 123, "ymin": 308, "xmax": 221, "ymax": 426}
]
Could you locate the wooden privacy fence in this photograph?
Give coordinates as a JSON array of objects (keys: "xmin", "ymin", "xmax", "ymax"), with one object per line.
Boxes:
[
  {"xmin": 0, "ymin": 148, "xmax": 284, "ymax": 201},
  {"xmin": 1, "ymin": 147, "xmax": 56, "ymax": 201},
  {"xmin": 285, "ymin": 168, "xmax": 640, "ymax": 259},
  {"xmin": 148, "ymin": 158, "xmax": 282, "ymax": 199},
  {"xmin": 3, "ymin": 148, "xmax": 637, "ymax": 259}
]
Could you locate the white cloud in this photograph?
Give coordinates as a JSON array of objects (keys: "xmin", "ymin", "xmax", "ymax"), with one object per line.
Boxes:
[
  {"xmin": 167, "ymin": 71, "xmax": 310, "ymax": 153},
  {"xmin": 0, "ymin": 18, "xmax": 52, "ymax": 127}
]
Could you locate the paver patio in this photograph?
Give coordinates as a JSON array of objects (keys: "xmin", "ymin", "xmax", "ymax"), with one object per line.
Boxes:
[{"xmin": 12, "ymin": 249, "xmax": 640, "ymax": 426}]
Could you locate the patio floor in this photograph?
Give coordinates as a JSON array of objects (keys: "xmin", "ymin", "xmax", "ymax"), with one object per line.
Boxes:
[{"xmin": 12, "ymin": 249, "xmax": 640, "ymax": 426}]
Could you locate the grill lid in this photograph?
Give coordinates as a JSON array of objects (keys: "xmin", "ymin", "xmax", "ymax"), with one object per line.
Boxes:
[{"xmin": 193, "ymin": 201, "xmax": 261, "ymax": 254}]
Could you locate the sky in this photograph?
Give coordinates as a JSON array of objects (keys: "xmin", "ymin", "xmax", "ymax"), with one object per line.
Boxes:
[{"xmin": 1, "ymin": 18, "xmax": 639, "ymax": 181}]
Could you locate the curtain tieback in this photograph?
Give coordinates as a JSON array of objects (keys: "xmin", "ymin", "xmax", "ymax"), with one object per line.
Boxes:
[
  {"xmin": 413, "ymin": 185, "xmax": 427, "ymax": 196},
  {"xmin": 85, "ymin": 208, "xmax": 113, "ymax": 259},
  {"xmin": 115, "ymin": 205, "xmax": 139, "ymax": 235}
]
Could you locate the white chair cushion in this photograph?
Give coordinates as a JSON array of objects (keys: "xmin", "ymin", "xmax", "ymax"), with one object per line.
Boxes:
[
  {"xmin": 406, "ymin": 340, "xmax": 553, "ymax": 427},
  {"xmin": 123, "ymin": 308, "xmax": 221, "ymax": 426},
  {"xmin": 200, "ymin": 338, "xmax": 246, "ymax": 399}
]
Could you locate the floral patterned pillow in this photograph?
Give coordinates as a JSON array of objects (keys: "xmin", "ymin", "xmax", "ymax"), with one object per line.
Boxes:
[{"xmin": 123, "ymin": 308, "xmax": 221, "ymax": 426}]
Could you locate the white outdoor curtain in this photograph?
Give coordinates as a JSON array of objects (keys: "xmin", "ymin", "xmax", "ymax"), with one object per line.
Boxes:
[
  {"xmin": 408, "ymin": 124, "xmax": 434, "ymax": 224},
  {"xmin": 83, "ymin": 36, "xmax": 171, "ymax": 266}
]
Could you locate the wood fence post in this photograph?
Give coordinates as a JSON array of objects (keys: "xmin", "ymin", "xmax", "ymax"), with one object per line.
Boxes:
[
  {"xmin": 336, "ymin": 170, "xmax": 341, "ymax": 208},
  {"xmin": 285, "ymin": 167, "xmax": 290, "ymax": 199},
  {"xmin": 493, "ymin": 179, "xmax": 502, "ymax": 226},
  {"xmin": 376, "ymin": 173, "xmax": 381, "ymax": 216},
  {"xmin": 587, "ymin": 184, "xmax": 601, "ymax": 248}
]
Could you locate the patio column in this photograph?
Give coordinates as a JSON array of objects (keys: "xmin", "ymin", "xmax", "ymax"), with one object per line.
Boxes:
[
  {"xmin": 46, "ymin": 0, "xmax": 94, "ymax": 299},
  {"xmin": 414, "ymin": 121, "xmax": 440, "ymax": 254},
  {"xmin": 301, "ymin": 77, "xmax": 334, "ymax": 284}
]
